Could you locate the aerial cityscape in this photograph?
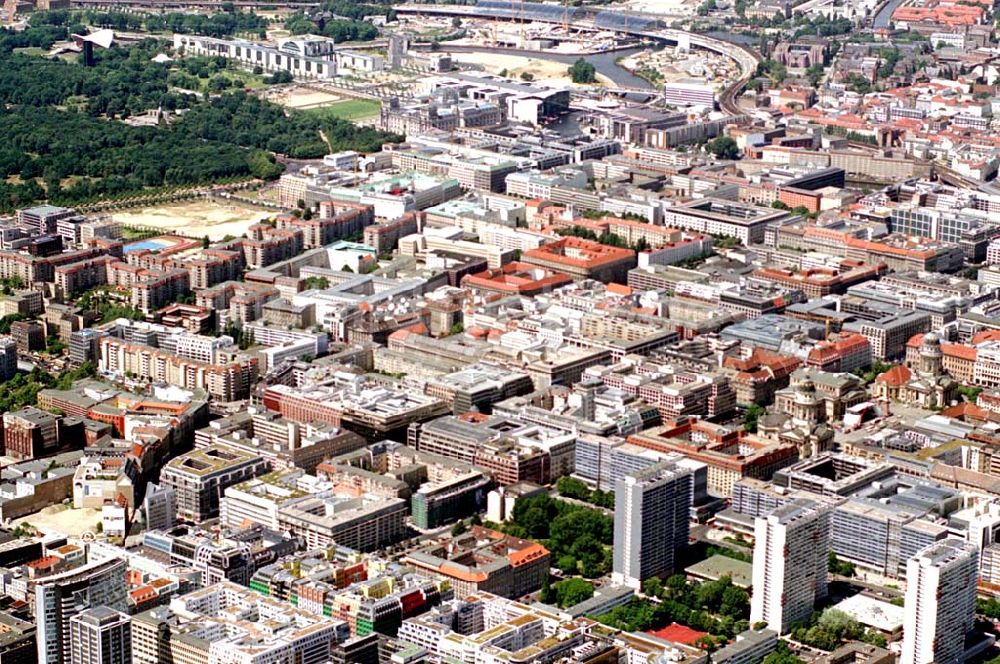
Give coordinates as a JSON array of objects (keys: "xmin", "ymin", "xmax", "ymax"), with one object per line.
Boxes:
[{"xmin": 1, "ymin": 0, "xmax": 1000, "ymax": 662}]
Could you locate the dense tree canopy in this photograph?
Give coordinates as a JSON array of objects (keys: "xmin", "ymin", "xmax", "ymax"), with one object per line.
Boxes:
[
  {"xmin": 0, "ymin": 363, "xmax": 97, "ymax": 414},
  {"xmin": 285, "ymin": 13, "xmax": 379, "ymax": 42},
  {"xmin": 552, "ymin": 578, "xmax": 594, "ymax": 608},
  {"xmin": 0, "ymin": 106, "xmax": 255, "ymax": 211},
  {"xmin": 707, "ymin": 136, "xmax": 740, "ymax": 160},
  {"xmin": 0, "ymin": 38, "xmax": 191, "ymax": 116},
  {"xmin": 596, "ymin": 574, "xmax": 751, "ymax": 639},
  {"xmin": 180, "ymin": 91, "xmax": 397, "ymax": 158},
  {"xmin": 34, "ymin": 8, "xmax": 269, "ymax": 37},
  {"xmin": 504, "ymin": 493, "xmax": 613, "ymax": 578},
  {"xmin": 0, "ymin": 24, "xmax": 400, "ymax": 211},
  {"xmin": 568, "ymin": 58, "xmax": 596, "ymax": 83},
  {"xmin": 555, "ymin": 476, "xmax": 614, "ymax": 509}
]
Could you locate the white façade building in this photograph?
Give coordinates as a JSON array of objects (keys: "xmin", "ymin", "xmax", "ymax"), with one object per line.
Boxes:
[{"xmin": 172, "ymin": 34, "xmax": 384, "ymax": 80}]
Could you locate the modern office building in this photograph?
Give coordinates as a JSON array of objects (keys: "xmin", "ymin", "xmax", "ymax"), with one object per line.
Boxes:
[
  {"xmin": 69, "ymin": 607, "xmax": 131, "ymax": 664},
  {"xmin": 842, "ymin": 309, "xmax": 931, "ymax": 361},
  {"xmin": 17, "ymin": 204, "xmax": 79, "ymax": 234},
  {"xmin": 159, "ymin": 445, "xmax": 269, "ymax": 522},
  {"xmin": 661, "ymin": 198, "xmax": 789, "ymax": 245},
  {"xmin": 36, "ymin": 556, "xmax": 129, "ymax": 664},
  {"xmin": 611, "ymin": 461, "xmax": 693, "ymax": 589},
  {"xmin": 749, "ymin": 499, "xmax": 831, "ymax": 634},
  {"xmin": 172, "ymin": 34, "xmax": 382, "ymax": 80},
  {"xmin": 711, "ymin": 628, "xmax": 779, "ymax": 664},
  {"xmin": 900, "ymin": 539, "xmax": 978, "ymax": 664},
  {"xmin": 0, "ymin": 335, "xmax": 14, "ymax": 381},
  {"xmin": 68, "ymin": 328, "xmax": 104, "ymax": 367},
  {"xmin": 142, "ymin": 483, "xmax": 177, "ymax": 532},
  {"xmin": 662, "ymin": 80, "xmax": 716, "ymax": 108},
  {"xmin": 276, "ymin": 492, "xmax": 409, "ymax": 552},
  {"xmin": 3, "ymin": 406, "xmax": 59, "ymax": 460},
  {"xmin": 0, "ymin": 611, "xmax": 36, "ymax": 664}
]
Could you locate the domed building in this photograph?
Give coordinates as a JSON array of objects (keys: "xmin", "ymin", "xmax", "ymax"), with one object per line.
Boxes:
[
  {"xmin": 873, "ymin": 333, "xmax": 958, "ymax": 409},
  {"xmin": 759, "ymin": 368, "xmax": 867, "ymax": 458}
]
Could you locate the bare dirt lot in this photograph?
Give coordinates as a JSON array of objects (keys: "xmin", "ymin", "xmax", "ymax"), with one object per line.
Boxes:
[
  {"xmin": 113, "ymin": 198, "xmax": 273, "ymax": 240},
  {"xmin": 13, "ymin": 504, "xmax": 103, "ymax": 539}
]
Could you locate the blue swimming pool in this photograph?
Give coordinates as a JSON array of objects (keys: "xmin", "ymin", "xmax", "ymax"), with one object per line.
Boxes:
[{"xmin": 124, "ymin": 239, "xmax": 171, "ymax": 253}]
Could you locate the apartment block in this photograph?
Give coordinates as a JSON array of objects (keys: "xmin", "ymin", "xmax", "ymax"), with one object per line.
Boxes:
[
  {"xmin": 611, "ymin": 461, "xmax": 693, "ymax": 589},
  {"xmin": 749, "ymin": 499, "xmax": 831, "ymax": 634},
  {"xmin": 901, "ymin": 540, "xmax": 978, "ymax": 664}
]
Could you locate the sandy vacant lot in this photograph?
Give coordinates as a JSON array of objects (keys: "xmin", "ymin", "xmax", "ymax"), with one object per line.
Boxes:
[
  {"xmin": 13, "ymin": 505, "xmax": 103, "ymax": 539},
  {"xmin": 619, "ymin": 47, "xmax": 715, "ymax": 84},
  {"xmin": 114, "ymin": 199, "xmax": 273, "ymax": 240},
  {"xmin": 446, "ymin": 51, "xmax": 614, "ymax": 88},
  {"xmin": 268, "ymin": 88, "xmax": 344, "ymax": 109}
]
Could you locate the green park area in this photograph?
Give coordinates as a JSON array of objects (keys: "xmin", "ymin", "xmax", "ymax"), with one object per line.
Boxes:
[{"xmin": 306, "ymin": 99, "xmax": 382, "ymax": 123}]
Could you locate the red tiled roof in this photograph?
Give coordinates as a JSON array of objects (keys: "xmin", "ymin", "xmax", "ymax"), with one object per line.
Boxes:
[
  {"xmin": 907, "ymin": 333, "xmax": 977, "ymax": 361},
  {"xmin": 875, "ymin": 365, "xmax": 912, "ymax": 386}
]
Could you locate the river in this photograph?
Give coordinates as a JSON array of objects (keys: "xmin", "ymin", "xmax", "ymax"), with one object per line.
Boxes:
[{"xmin": 872, "ymin": 0, "xmax": 906, "ymax": 28}]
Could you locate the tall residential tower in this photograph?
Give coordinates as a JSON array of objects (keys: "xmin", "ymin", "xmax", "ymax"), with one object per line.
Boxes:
[
  {"xmin": 749, "ymin": 499, "xmax": 831, "ymax": 634},
  {"xmin": 611, "ymin": 461, "xmax": 692, "ymax": 589},
  {"xmin": 901, "ymin": 539, "xmax": 978, "ymax": 664}
]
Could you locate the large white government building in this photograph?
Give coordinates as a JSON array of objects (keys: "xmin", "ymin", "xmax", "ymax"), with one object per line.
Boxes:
[{"xmin": 172, "ymin": 34, "xmax": 384, "ymax": 80}]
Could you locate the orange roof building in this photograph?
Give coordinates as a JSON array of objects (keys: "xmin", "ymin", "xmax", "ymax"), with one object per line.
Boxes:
[
  {"xmin": 751, "ymin": 263, "xmax": 885, "ymax": 299},
  {"xmin": 905, "ymin": 333, "xmax": 976, "ymax": 383},
  {"xmin": 521, "ymin": 237, "xmax": 637, "ymax": 284},
  {"xmin": 403, "ymin": 526, "xmax": 550, "ymax": 600},
  {"xmin": 461, "ymin": 262, "xmax": 573, "ymax": 296},
  {"xmin": 875, "ymin": 365, "xmax": 912, "ymax": 388},
  {"xmin": 893, "ymin": 0, "xmax": 985, "ymax": 26},
  {"xmin": 807, "ymin": 332, "xmax": 872, "ymax": 374},
  {"xmin": 725, "ymin": 348, "xmax": 802, "ymax": 405}
]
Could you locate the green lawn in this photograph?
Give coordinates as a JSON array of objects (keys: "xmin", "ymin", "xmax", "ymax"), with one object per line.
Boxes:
[
  {"xmin": 305, "ymin": 99, "xmax": 382, "ymax": 122},
  {"xmin": 229, "ymin": 70, "xmax": 270, "ymax": 90},
  {"xmin": 13, "ymin": 47, "xmax": 47, "ymax": 57},
  {"xmin": 210, "ymin": 70, "xmax": 269, "ymax": 91}
]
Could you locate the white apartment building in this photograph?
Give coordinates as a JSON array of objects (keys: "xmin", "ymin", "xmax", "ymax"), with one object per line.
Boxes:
[
  {"xmin": 174, "ymin": 333, "xmax": 233, "ymax": 364},
  {"xmin": 749, "ymin": 499, "xmax": 831, "ymax": 634},
  {"xmin": 611, "ymin": 461, "xmax": 693, "ymax": 590},
  {"xmin": 975, "ymin": 342, "xmax": 1000, "ymax": 388},
  {"xmin": 901, "ymin": 539, "xmax": 978, "ymax": 664},
  {"xmin": 479, "ymin": 225, "xmax": 551, "ymax": 253}
]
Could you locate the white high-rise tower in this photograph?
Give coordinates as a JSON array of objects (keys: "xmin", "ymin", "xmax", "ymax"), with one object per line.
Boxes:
[
  {"xmin": 901, "ymin": 539, "xmax": 978, "ymax": 664},
  {"xmin": 749, "ymin": 498, "xmax": 830, "ymax": 634}
]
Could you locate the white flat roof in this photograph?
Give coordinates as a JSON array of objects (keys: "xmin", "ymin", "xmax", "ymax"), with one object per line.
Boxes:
[{"xmin": 833, "ymin": 593, "xmax": 904, "ymax": 633}]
